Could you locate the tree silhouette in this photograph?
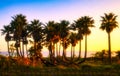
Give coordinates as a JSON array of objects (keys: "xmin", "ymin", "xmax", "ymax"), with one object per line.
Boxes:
[
  {"xmin": 44, "ymin": 21, "xmax": 59, "ymax": 64},
  {"xmin": 77, "ymin": 16, "xmax": 94, "ymax": 64},
  {"xmin": 27, "ymin": 19, "xmax": 44, "ymax": 63},
  {"xmin": 71, "ymin": 18, "xmax": 84, "ymax": 61},
  {"xmin": 1, "ymin": 25, "xmax": 12, "ymax": 56},
  {"xmin": 69, "ymin": 32, "xmax": 78, "ymax": 62},
  {"xmin": 115, "ymin": 51, "xmax": 120, "ymax": 59},
  {"xmin": 10, "ymin": 14, "xmax": 27, "ymax": 57},
  {"xmin": 100, "ymin": 13, "xmax": 118, "ymax": 64},
  {"xmin": 59, "ymin": 20, "xmax": 70, "ymax": 61}
]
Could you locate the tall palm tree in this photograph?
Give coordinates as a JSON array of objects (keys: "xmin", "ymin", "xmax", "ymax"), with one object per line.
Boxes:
[
  {"xmin": 78, "ymin": 16, "xmax": 94, "ymax": 64},
  {"xmin": 76, "ymin": 31, "xmax": 83, "ymax": 60},
  {"xmin": 69, "ymin": 32, "xmax": 78, "ymax": 61},
  {"xmin": 1, "ymin": 25, "xmax": 12, "ymax": 56},
  {"xmin": 71, "ymin": 19, "xmax": 84, "ymax": 60},
  {"xmin": 44, "ymin": 21, "xmax": 59, "ymax": 64},
  {"xmin": 59, "ymin": 20, "xmax": 70, "ymax": 61},
  {"xmin": 100, "ymin": 13, "xmax": 118, "ymax": 64},
  {"xmin": 28, "ymin": 19, "xmax": 43, "ymax": 62},
  {"xmin": 10, "ymin": 14, "xmax": 27, "ymax": 57},
  {"xmin": 21, "ymin": 28, "xmax": 28, "ymax": 57}
]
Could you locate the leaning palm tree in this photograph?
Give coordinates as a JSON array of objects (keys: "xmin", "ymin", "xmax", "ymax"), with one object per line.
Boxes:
[
  {"xmin": 1, "ymin": 25, "xmax": 12, "ymax": 56},
  {"xmin": 78, "ymin": 16, "xmax": 94, "ymax": 64},
  {"xmin": 100, "ymin": 13, "xmax": 118, "ymax": 64}
]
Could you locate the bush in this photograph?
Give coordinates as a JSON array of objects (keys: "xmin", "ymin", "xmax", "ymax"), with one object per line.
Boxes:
[
  {"xmin": 81, "ymin": 64, "xmax": 92, "ymax": 70},
  {"xmin": 112, "ymin": 64, "xmax": 120, "ymax": 70}
]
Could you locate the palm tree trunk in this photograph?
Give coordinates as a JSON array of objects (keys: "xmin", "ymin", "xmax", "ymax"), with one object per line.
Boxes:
[
  {"xmin": 108, "ymin": 33, "xmax": 112, "ymax": 64},
  {"xmin": 79, "ymin": 40, "xmax": 81, "ymax": 59},
  {"xmin": 19, "ymin": 41, "xmax": 22, "ymax": 57},
  {"xmin": 49, "ymin": 42, "xmax": 54, "ymax": 64},
  {"xmin": 7, "ymin": 41, "xmax": 10, "ymax": 57},
  {"xmin": 22, "ymin": 42, "xmax": 24, "ymax": 58},
  {"xmin": 75, "ymin": 40, "xmax": 81, "ymax": 62},
  {"xmin": 84, "ymin": 35, "xmax": 87, "ymax": 60},
  {"xmin": 62, "ymin": 43, "xmax": 65, "ymax": 60},
  {"xmin": 34, "ymin": 42, "xmax": 36, "ymax": 51},
  {"xmin": 62, "ymin": 40, "xmax": 69, "ymax": 61},
  {"xmin": 15, "ymin": 41, "xmax": 20, "ymax": 57},
  {"xmin": 16, "ymin": 47, "xmax": 19, "ymax": 57},
  {"xmin": 53, "ymin": 43, "xmax": 55, "ymax": 57},
  {"xmin": 71, "ymin": 44, "xmax": 73, "ymax": 60},
  {"xmin": 56, "ymin": 43, "xmax": 58, "ymax": 57},
  {"xmin": 63, "ymin": 48, "xmax": 70, "ymax": 62},
  {"xmin": 78, "ymin": 35, "xmax": 87, "ymax": 64},
  {"xmin": 26, "ymin": 44, "xmax": 28, "ymax": 57},
  {"xmin": 59, "ymin": 40, "xmax": 61, "ymax": 56},
  {"xmin": 73, "ymin": 46, "xmax": 75, "ymax": 60}
]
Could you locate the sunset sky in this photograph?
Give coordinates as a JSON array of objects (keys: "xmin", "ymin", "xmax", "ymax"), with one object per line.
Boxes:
[{"xmin": 0, "ymin": 0, "xmax": 120, "ymax": 56}]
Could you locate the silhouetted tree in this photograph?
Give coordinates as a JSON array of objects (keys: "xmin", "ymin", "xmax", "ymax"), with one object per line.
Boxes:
[
  {"xmin": 27, "ymin": 19, "xmax": 43, "ymax": 62},
  {"xmin": 100, "ymin": 13, "xmax": 118, "ymax": 64},
  {"xmin": 10, "ymin": 14, "xmax": 27, "ymax": 57},
  {"xmin": 77, "ymin": 16, "xmax": 94, "ymax": 64},
  {"xmin": 59, "ymin": 20, "xmax": 70, "ymax": 61},
  {"xmin": 1, "ymin": 25, "xmax": 12, "ymax": 56},
  {"xmin": 69, "ymin": 32, "xmax": 78, "ymax": 61},
  {"xmin": 115, "ymin": 51, "xmax": 120, "ymax": 59}
]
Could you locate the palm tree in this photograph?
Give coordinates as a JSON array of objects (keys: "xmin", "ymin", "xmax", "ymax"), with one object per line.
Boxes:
[
  {"xmin": 1, "ymin": 25, "xmax": 12, "ymax": 57},
  {"xmin": 77, "ymin": 16, "xmax": 94, "ymax": 64},
  {"xmin": 44, "ymin": 21, "xmax": 59, "ymax": 64},
  {"xmin": 52, "ymin": 25, "xmax": 60, "ymax": 60},
  {"xmin": 10, "ymin": 14, "xmax": 27, "ymax": 57},
  {"xmin": 21, "ymin": 27, "xmax": 29, "ymax": 57},
  {"xmin": 59, "ymin": 20, "xmax": 70, "ymax": 61},
  {"xmin": 27, "ymin": 19, "xmax": 43, "ymax": 63},
  {"xmin": 69, "ymin": 32, "xmax": 78, "ymax": 61},
  {"xmin": 71, "ymin": 19, "xmax": 84, "ymax": 60},
  {"xmin": 76, "ymin": 31, "xmax": 83, "ymax": 60},
  {"xmin": 100, "ymin": 13, "xmax": 118, "ymax": 64}
]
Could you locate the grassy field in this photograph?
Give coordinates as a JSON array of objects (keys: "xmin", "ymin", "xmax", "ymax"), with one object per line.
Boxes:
[
  {"xmin": 0, "ymin": 55, "xmax": 120, "ymax": 76},
  {"xmin": 1, "ymin": 60, "xmax": 120, "ymax": 76}
]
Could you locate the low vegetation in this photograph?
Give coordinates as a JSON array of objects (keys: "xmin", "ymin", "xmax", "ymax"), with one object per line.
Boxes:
[{"xmin": 0, "ymin": 54, "xmax": 120, "ymax": 76}]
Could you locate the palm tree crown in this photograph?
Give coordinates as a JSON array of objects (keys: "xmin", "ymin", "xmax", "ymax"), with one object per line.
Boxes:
[
  {"xmin": 79, "ymin": 16, "xmax": 94, "ymax": 35},
  {"xmin": 100, "ymin": 13, "xmax": 118, "ymax": 33},
  {"xmin": 28, "ymin": 19, "xmax": 43, "ymax": 42}
]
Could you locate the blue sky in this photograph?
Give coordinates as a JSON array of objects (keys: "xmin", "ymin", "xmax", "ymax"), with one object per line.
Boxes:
[
  {"xmin": 0, "ymin": 0, "xmax": 120, "ymax": 53},
  {"xmin": 0, "ymin": 0, "xmax": 76, "ymax": 9}
]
